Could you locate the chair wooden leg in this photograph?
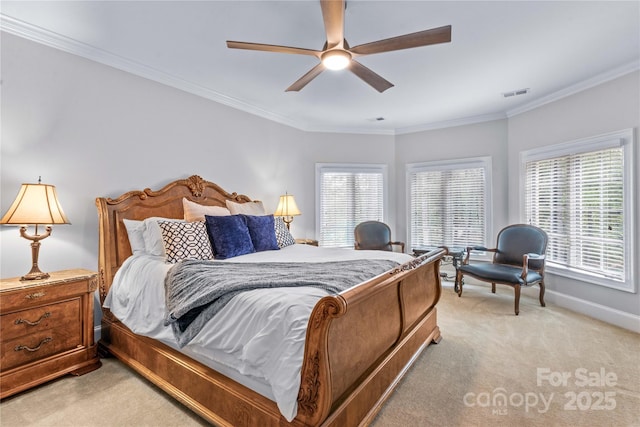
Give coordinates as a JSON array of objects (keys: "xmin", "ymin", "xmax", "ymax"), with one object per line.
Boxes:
[
  {"xmin": 539, "ymin": 281, "xmax": 546, "ymax": 307},
  {"xmin": 514, "ymin": 284, "xmax": 521, "ymax": 315},
  {"xmin": 491, "ymin": 283, "xmax": 496, "ymax": 293},
  {"xmin": 456, "ymin": 270, "xmax": 463, "ymax": 297}
]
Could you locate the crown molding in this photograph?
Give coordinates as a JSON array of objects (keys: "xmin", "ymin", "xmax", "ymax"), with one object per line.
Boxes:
[
  {"xmin": 2, "ymin": 14, "xmax": 638, "ymax": 137},
  {"xmin": 0, "ymin": 14, "xmax": 303, "ymax": 131},
  {"xmin": 395, "ymin": 112, "xmax": 507, "ymax": 135},
  {"xmin": 506, "ymin": 60, "xmax": 640, "ymax": 118},
  {"xmin": 0, "ymin": 14, "xmax": 404, "ymax": 136}
]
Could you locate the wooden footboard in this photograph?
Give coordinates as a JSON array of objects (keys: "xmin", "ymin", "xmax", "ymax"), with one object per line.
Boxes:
[
  {"xmin": 96, "ymin": 175, "xmax": 444, "ymax": 427},
  {"xmin": 297, "ymin": 250, "xmax": 443, "ymax": 426}
]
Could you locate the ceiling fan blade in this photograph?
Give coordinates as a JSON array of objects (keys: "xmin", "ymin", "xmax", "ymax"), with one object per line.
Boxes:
[
  {"xmin": 227, "ymin": 41, "xmax": 321, "ymax": 57},
  {"xmin": 350, "ymin": 25, "xmax": 452, "ymax": 56},
  {"xmin": 286, "ymin": 63, "xmax": 326, "ymax": 92},
  {"xmin": 320, "ymin": 0, "xmax": 345, "ymax": 49},
  {"xmin": 349, "ymin": 60, "xmax": 394, "ymax": 93}
]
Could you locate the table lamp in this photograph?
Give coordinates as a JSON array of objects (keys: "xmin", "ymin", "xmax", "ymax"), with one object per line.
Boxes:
[
  {"xmin": 274, "ymin": 192, "xmax": 301, "ymax": 230},
  {"xmin": 0, "ymin": 178, "xmax": 70, "ymax": 280}
]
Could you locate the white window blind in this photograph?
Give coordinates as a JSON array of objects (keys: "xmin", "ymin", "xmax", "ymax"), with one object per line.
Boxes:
[
  {"xmin": 525, "ymin": 148, "xmax": 625, "ymax": 279},
  {"xmin": 408, "ymin": 158, "xmax": 490, "ymax": 249},
  {"xmin": 522, "ymin": 129, "xmax": 634, "ymax": 291},
  {"xmin": 317, "ymin": 164, "xmax": 385, "ymax": 248}
]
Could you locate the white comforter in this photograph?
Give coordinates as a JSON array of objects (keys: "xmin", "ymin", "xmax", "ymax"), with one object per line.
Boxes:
[{"xmin": 104, "ymin": 244, "xmax": 412, "ymax": 421}]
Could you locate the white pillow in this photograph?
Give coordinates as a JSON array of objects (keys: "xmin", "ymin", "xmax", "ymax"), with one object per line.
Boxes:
[
  {"xmin": 123, "ymin": 219, "xmax": 146, "ymax": 254},
  {"xmin": 226, "ymin": 200, "xmax": 266, "ymax": 216},
  {"xmin": 143, "ymin": 217, "xmax": 185, "ymax": 257},
  {"xmin": 182, "ymin": 198, "xmax": 230, "ymax": 222}
]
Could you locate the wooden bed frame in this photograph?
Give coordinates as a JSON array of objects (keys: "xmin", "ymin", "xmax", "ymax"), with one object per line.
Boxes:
[{"xmin": 96, "ymin": 175, "xmax": 445, "ymax": 426}]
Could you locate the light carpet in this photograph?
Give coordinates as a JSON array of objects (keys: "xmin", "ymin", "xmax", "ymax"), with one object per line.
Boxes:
[{"xmin": 1, "ymin": 283, "xmax": 638, "ymax": 427}]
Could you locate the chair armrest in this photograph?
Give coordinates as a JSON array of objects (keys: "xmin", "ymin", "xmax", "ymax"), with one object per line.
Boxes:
[
  {"xmin": 467, "ymin": 246, "xmax": 497, "ymax": 252},
  {"xmin": 391, "ymin": 241, "xmax": 405, "ymax": 253},
  {"xmin": 521, "ymin": 253, "xmax": 546, "ymax": 278},
  {"xmin": 463, "ymin": 246, "xmax": 496, "ymax": 264}
]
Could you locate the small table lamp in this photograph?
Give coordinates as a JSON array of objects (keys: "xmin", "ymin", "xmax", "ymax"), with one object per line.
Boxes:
[
  {"xmin": 0, "ymin": 178, "xmax": 70, "ymax": 281},
  {"xmin": 274, "ymin": 192, "xmax": 301, "ymax": 230}
]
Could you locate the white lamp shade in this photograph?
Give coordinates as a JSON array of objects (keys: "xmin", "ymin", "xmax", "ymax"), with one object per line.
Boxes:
[
  {"xmin": 274, "ymin": 194, "xmax": 301, "ymax": 217},
  {"xmin": 0, "ymin": 183, "xmax": 70, "ymax": 225}
]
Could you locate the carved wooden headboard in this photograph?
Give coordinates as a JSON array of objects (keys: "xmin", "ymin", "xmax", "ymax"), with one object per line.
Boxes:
[{"xmin": 95, "ymin": 175, "xmax": 254, "ymax": 302}]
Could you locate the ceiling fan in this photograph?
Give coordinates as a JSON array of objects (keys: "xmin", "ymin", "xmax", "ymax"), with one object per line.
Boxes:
[{"xmin": 226, "ymin": 0, "xmax": 451, "ymax": 93}]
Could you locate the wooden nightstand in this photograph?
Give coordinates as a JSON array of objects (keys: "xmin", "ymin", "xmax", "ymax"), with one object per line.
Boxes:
[
  {"xmin": 0, "ymin": 269, "xmax": 101, "ymax": 399},
  {"xmin": 295, "ymin": 238, "xmax": 319, "ymax": 246}
]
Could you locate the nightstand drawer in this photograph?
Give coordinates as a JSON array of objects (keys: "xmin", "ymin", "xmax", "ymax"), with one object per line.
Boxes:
[
  {"xmin": 1, "ymin": 299, "xmax": 81, "ymax": 341},
  {"xmin": 0, "ymin": 279, "xmax": 90, "ymax": 312},
  {"xmin": 2, "ymin": 324, "xmax": 82, "ymax": 371}
]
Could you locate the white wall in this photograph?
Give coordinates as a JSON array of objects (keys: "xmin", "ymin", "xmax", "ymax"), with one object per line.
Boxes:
[
  {"xmin": 507, "ymin": 71, "xmax": 640, "ymax": 327},
  {"xmin": 0, "ymin": 33, "xmax": 395, "ymax": 279}
]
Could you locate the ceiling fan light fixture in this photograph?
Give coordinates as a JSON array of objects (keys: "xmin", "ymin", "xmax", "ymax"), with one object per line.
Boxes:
[{"xmin": 321, "ymin": 50, "xmax": 351, "ymax": 70}]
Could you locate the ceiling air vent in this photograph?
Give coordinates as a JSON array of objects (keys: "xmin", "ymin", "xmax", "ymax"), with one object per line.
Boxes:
[{"xmin": 503, "ymin": 88, "xmax": 530, "ymax": 98}]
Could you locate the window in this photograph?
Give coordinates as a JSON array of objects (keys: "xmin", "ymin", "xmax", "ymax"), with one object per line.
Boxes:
[
  {"xmin": 407, "ymin": 157, "xmax": 492, "ymax": 250},
  {"xmin": 316, "ymin": 164, "xmax": 386, "ymax": 248},
  {"xmin": 522, "ymin": 129, "xmax": 635, "ymax": 291}
]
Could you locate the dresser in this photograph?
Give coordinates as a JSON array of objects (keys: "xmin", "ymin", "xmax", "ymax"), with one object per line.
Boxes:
[{"xmin": 0, "ymin": 269, "xmax": 101, "ymax": 398}]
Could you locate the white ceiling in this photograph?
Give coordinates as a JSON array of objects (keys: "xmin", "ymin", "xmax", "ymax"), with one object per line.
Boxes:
[{"xmin": 1, "ymin": 1, "xmax": 639, "ymax": 135}]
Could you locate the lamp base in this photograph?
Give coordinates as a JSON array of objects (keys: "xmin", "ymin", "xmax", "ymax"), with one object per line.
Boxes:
[
  {"xmin": 21, "ymin": 270, "xmax": 50, "ymax": 281},
  {"xmin": 18, "ymin": 230, "xmax": 52, "ymax": 281},
  {"xmin": 283, "ymin": 218, "xmax": 293, "ymax": 230}
]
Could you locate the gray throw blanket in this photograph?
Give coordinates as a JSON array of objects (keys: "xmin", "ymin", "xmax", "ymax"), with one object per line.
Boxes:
[{"xmin": 164, "ymin": 258, "xmax": 399, "ymax": 347}]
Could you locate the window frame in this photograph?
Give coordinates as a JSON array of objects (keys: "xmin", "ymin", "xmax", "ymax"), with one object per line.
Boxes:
[
  {"xmin": 315, "ymin": 163, "xmax": 388, "ymax": 248},
  {"xmin": 406, "ymin": 156, "xmax": 493, "ymax": 252},
  {"xmin": 520, "ymin": 128, "xmax": 636, "ymax": 292}
]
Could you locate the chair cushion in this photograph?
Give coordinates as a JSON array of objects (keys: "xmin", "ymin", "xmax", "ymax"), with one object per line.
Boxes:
[{"xmin": 458, "ymin": 263, "xmax": 543, "ymax": 285}]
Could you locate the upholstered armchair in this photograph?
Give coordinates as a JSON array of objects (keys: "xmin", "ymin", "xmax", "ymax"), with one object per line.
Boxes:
[
  {"xmin": 354, "ymin": 221, "xmax": 405, "ymax": 253},
  {"xmin": 455, "ymin": 224, "xmax": 548, "ymax": 315}
]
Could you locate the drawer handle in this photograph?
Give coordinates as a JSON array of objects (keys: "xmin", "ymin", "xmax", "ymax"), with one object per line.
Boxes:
[
  {"xmin": 15, "ymin": 312, "xmax": 51, "ymax": 326},
  {"xmin": 14, "ymin": 337, "xmax": 53, "ymax": 352},
  {"xmin": 25, "ymin": 292, "xmax": 46, "ymax": 300}
]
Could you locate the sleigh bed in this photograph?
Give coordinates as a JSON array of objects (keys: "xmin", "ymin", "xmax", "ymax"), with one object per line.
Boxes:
[{"xmin": 96, "ymin": 175, "xmax": 444, "ymax": 426}]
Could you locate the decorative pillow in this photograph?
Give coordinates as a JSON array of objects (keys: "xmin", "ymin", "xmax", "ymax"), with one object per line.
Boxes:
[
  {"xmin": 182, "ymin": 198, "xmax": 230, "ymax": 222},
  {"xmin": 226, "ymin": 200, "xmax": 266, "ymax": 216},
  {"xmin": 242, "ymin": 214, "xmax": 279, "ymax": 252},
  {"xmin": 204, "ymin": 214, "xmax": 255, "ymax": 259},
  {"xmin": 274, "ymin": 216, "xmax": 296, "ymax": 248},
  {"xmin": 157, "ymin": 220, "xmax": 214, "ymax": 263},
  {"xmin": 143, "ymin": 217, "xmax": 185, "ymax": 257},
  {"xmin": 123, "ymin": 219, "xmax": 146, "ymax": 254}
]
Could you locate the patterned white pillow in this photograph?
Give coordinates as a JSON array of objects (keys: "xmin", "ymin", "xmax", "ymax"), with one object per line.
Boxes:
[
  {"xmin": 274, "ymin": 217, "xmax": 296, "ymax": 248},
  {"xmin": 158, "ymin": 220, "xmax": 214, "ymax": 263}
]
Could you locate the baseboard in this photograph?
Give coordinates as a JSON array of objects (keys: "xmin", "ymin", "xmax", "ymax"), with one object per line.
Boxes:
[{"xmin": 546, "ymin": 290, "xmax": 640, "ymax": 333}]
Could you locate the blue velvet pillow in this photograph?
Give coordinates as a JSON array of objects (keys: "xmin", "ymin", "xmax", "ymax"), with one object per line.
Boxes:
[
  {"xmin": 204, "ymin": 214, "xmax": 255, "ymax": 259},
  {"xmin": 242, "ymin": 214, "xmax": 279, "ymax": 252}
]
